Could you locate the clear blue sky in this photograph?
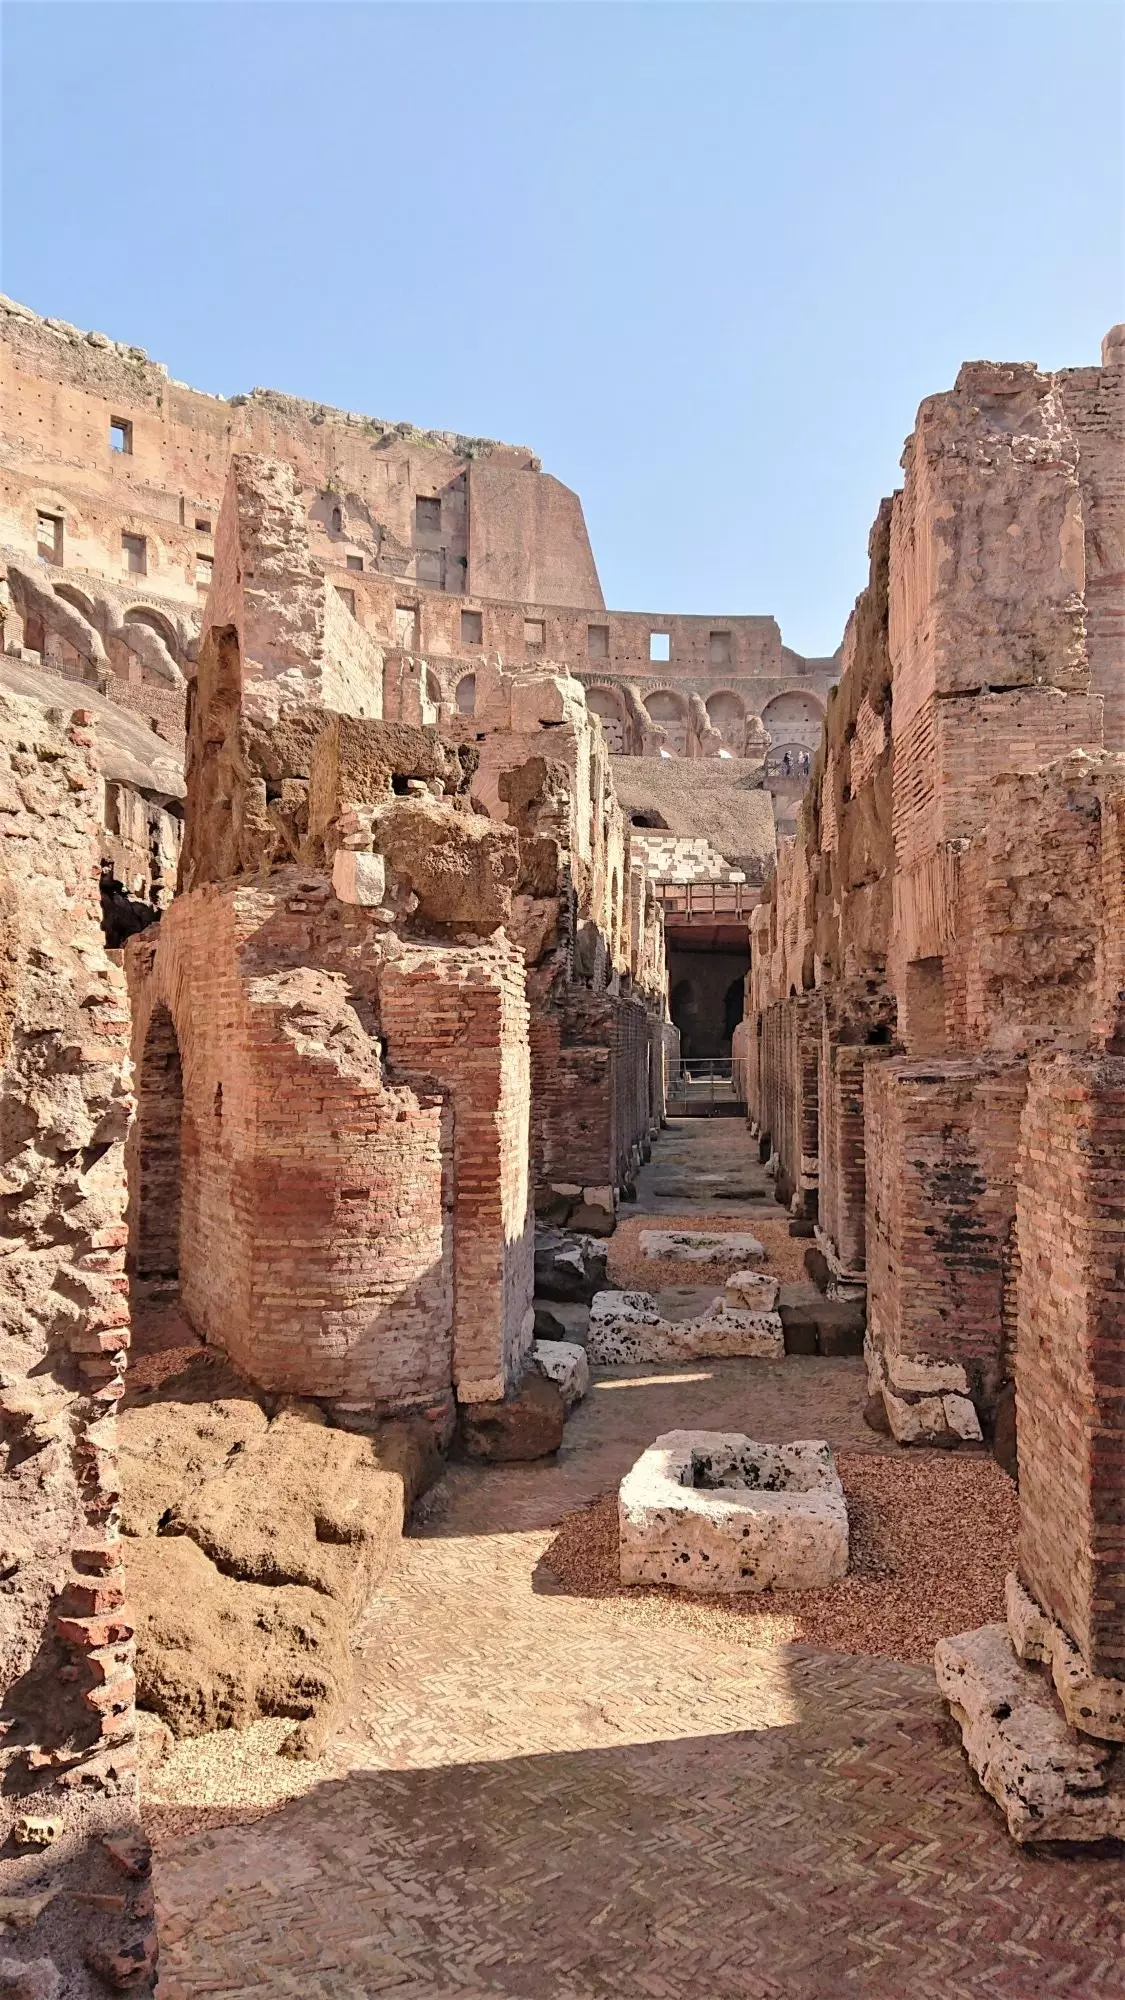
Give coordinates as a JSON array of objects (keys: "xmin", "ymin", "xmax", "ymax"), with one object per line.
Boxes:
[{"xmin": 2, "ymin": 2, "xmax": 1121, "ymax": 655}]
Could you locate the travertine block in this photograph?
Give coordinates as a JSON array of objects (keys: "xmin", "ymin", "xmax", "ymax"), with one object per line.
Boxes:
[
  {"xmin": 532, "ymin": 1339, "xmax": 589, "ymax": 1409},
  {"xmin": 639, "ymin": 1229, "xmax": 764, "ymax": 1264},
  {"xmin": 935, "ymin": 1624, "xmax": 1125, "ymax": 1844},
  {"xmin": 1006, "ymin": 1573, "xmax": 1125, "ymax": 1743},
  {"xmin": 619, "ymin": 1432, "xmax": 848, "ymax": 1592},
  {"xmin": 589, "ymin": 1290, "xmax": 784, "ymax": 1365}
]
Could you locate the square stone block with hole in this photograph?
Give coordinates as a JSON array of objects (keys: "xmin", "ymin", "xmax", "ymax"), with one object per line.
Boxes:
[{"xmin": 618, "ymin": 1431, "xmax": 848, "ymax": 1593}]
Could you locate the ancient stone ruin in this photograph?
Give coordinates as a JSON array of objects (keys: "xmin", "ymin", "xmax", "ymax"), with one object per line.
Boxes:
[{"xmin": 0, "ymin": 296, "xmax": 1123, "ymax": 1995}]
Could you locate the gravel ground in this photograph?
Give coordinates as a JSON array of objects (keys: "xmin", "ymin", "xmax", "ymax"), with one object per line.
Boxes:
[
  {"xmin": 609, "ymin": 1209, "xmax": 809, "ymax": 1290},
  {"xmin": 539, "ymin": 1449, "xmax": 1019, "ymax": 1664},
  {"xmin": 144, "ymin": 1719, "xmax": 330, "ymax": 1847}
]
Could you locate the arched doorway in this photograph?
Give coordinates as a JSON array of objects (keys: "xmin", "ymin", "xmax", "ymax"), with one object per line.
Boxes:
[
  {"xmin": 586, "ymin": 686, "xmax": 628, "ymax": 754},
  {"xmin": 644, "ymin": 690, "xmax": 688, "ymax": 756},
  {"xmin": 134, "ymin": 1004, "xmax": 183, "ymax": 1283},
  {"xmin": 455, "ymin": 672, "xmax": 477, "ymax": 716}
]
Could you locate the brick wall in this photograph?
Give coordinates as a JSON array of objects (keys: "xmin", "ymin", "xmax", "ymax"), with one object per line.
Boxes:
[
  {"xmin": 866, "ymin": 1057, "xmax": 1026, "ymax": 1414},
  {"xmin": 128, "ymin": 878, "xmax": 458, "ymax": 1420},
  {"xmin": 1016, "ymin": 1054, "xmax": 1125, "ymax": 1676},
  {"xmin": 0, "ymin": 690, "xmax": 148, "ymax": 1991}
]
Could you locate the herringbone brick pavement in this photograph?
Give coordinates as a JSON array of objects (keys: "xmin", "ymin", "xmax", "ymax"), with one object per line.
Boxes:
[
  {"xmin": 152, "ymin": 1378, "xmax": 1125, "ymax": 1999},
  {"xmin": 150, "ymin": 1131, "xmax": 1125, "ymax": 1997}
]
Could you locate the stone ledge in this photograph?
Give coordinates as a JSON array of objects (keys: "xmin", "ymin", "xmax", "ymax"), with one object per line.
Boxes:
[
  {"xmin": 935, "ymin": 1623, "xmax": 1125, "ymax": 1844},
  {"xmin": 1006, "ymin": 1572, "xmax": 1125, "ymax": 1743}
]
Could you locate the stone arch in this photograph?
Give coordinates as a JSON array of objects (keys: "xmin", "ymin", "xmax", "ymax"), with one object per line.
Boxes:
[
  {"xmin": 705, "ymin": 689, "xmax": 746, "ymax": 752},
  {"xmin": 455, "ymin": 672, "xmax": 477, "ymax": 716},
  {"xmin": 760, "ymin": 690, "xmax": 824, "ymax": 751},
  {"xmin": 124, "ymin": 604, "xmax": 180, "ymax": 655},
  {"xmin": 644, "ymin": 688, "xmax": 688, "ymax": 757},
  {"xmin": 586, "ymin": 684, "xmax": 628, "ymax": 755},
  {"xmin": 765, "ymin": 740, "xmax": 814, "ymax": 780},
  {"xmin": 54, "ymin": 582, "xmax": 99, "ymax": 624},
  {"xmin": 132, "ymin": 1002, "xmax": 183, "ymax": 1283}
]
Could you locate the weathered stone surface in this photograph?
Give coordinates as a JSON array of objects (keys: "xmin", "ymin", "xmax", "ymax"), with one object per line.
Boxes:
[
  {"xmin": 639, "ymin": 1229, "xmax": 764, "ymax": 1265},
  {"xmin": 619, "ymin": 1432, "xmax": 848, "ymax": 1593},
  {"xmin": 0, "ymin": 1958, "xmax": 62, "ymax": 2000},
  {"xmin": 459, "ymin": 1370, "xmax": 566, "ymax": 1462},
  {"xmin": 589, "ymin": 1290, "xmax": 784, "ymax": 1365},
  {"xmin": 126, "ymin": 1534, "xmax": 351, "ymax": 1738},
  {"xmin": 935, "ymin": 1623, "xmax": 1125, "ymax": 1844},
  {"xmin": 533, "ymin": 1231, "xmax": 608, "ymax": 1303},
  {"xmin": 531, "ymin": 1339, "xmax": 589, "ymax": 1409},
  {"xmin": 1006, "ymin": 1573, "xmax": 1125, "ymax": 1743},
  {"xmin": 723, "ymin": 1269, "xmax": 780, "ymax": 1311}
]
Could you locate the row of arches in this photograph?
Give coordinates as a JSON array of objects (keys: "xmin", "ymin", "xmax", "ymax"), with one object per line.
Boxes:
[{"xmin": 585, "ymin": 684, "xmax": 823, "ymax": 758}]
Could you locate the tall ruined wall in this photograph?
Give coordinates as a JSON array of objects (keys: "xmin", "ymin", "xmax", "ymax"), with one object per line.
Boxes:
[
  {"xmin": 749, "ymin": 325, "xmax": 1124, "ymax": 1446},
  {"xmin": 0, "ymin": 689, "xmax": 154, "ymax": 1993}
]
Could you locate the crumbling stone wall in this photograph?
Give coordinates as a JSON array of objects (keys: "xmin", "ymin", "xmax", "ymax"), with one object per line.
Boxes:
[
  {"xmin": 749, "ymin": 327, "xmax": 1124, "ymax": 1447},
  {"xmin": 0, "ymin": 689, "xmax": 154, "ymax": 1993}
]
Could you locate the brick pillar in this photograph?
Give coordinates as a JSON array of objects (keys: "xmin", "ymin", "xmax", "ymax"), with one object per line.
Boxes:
[
  {"xmin": 380, "ymin": 938, "xmax": 534, "ymax": 1404},
  {"xmin": 1016, "ymin": 1053, "xmax": 1125, "ymax": 1678}
]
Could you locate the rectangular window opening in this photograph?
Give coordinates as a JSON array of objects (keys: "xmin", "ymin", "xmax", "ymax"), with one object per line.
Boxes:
[
  {"xmin": 195, "ymin": 516, "xmax": 211, "ymax": 535},
  {"xmin": 195, "ymin": 555, "xmax": 213, "ymax": 588},
  {"xmin": 460, "ymin": 608, "xmax": 483, "ymax": 646},
  {"xmin": 346, "ymin": 554, "xmax": 363, "ymax": 572},
  {"xmin": 336, "ymin": 586, "xmax": 356, "ymax": 617},
  {"xmin": 709, "ymin": 630, "xmax": 732, "ymax": 666},
  {"xmin": 587, "ymin": 624, "xmax": 609, "ymax": 659},
  {"xmin": 415, "ymin": 495, "xmax": 441, "ymax": 536},
  {"xmin": 110, "ymin": 418, "xmax": 133, "ymax": 455},
  {"xmin": 524, "ymin": 618, "xmax": 546, "ymax": 651},
  {"xmin": 36, "ymin": 512, "xmax": 63, "ymax": 564},
  {"xmin": 649, "ymin": 631, "xmax": 670, "ymax": 663},
  {"xmin": 122, "ymin": 532, "xmax": 147, "ymax": 576}
]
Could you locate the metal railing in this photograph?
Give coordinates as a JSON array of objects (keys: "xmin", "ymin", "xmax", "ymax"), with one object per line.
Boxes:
[
  {"xmin": 666, "ymin": 1057, "xmax": 746, "ymax": 1116},
  {"xmin": 653, "ymin": 881, "xmax": 759, "ymax": 919}
]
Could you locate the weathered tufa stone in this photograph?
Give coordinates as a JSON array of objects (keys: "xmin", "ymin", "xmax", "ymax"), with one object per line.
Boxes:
[
  {"xmin": 619, "ymin": 1432, "xmax": 848, "ymax": 1593},
  {"xmin": 588, "ymin": 1290, "xmax": 784, "ymax": 1365},
  {"xmin": 639, "ymin": 1229, "xmax": 765, "ymax": 1265},
  {"xmin": 531, "ymin": 1339, "xmax": 589, "ymax": 1409},
  {"xmin": 1006, "ymin": 1572, "xmax": 1125, "ymax": 1743},
  {"xmin": 459, "ymin": 1369, "xmax": 565, "ymax": 1462},
  {"xmin": 935, "ymin": 1623, "xmax": 1125, "ymax": 1843},
  {"xmin": 0, "ymin": 1959, "xmax": 62, "ymax": 2000}
]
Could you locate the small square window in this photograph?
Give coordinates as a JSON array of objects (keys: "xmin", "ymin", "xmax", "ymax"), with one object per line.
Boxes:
[
  {"xmin": 110, "ymin": 418, "xmax": 133, "ymax": 455},
  {"xmin": 524, "ymin": 619, "xmax": 546, "ymax": 651},
  {"xmin": 649, "ymin": 631, "xmax": 670, "ymax": 662},
  {"xmin": 36, "ymin": 512, "xmax": 63, "ymax": 564},
  {"xmin": 415, "ymin": 495, "xmax": 441, "ymax": 536},
  {"xmin": 122, "ymin": 532, "xmax": 147, "ymax": 576},
  {"xmin": 460, "ymin": 608, "xmax": 483, "ymax": 646},
  {"xmin": 709, "ymin": 630, "xmax": 732, "ymax": 666},
  {"xmin": 195, "ymin": 516, "xmax": 211, "ymax": 535},
  {"xmin": 195, "ymin": 554, "xmax": 213, "ymax": 587},
  {"xmin": 336, "ymin": 586, "xmax": 356, "ymax": 617},
  {"xmin": 346, "ymin": 554, "xmax": 363, "ymax": 572},
  {"xmin": 587, "ymin": 624, "xmax": 609, "ymax": 659}
]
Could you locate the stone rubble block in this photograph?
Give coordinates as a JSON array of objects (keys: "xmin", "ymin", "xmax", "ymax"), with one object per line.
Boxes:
[
  {"xmin": 934, "ymin": 1623, "xmax": 1125, "ymax": 1844},
  {"xmin": 531, "ymin": 1339, "xmax": 589, "ymax": 1409},
  {"xmin": 723, "ymin": 1268, "xmax": 780, "ymax": 1312},
  {"xmin": 619, "ymin": 1431, "xmax": 848, "ymax": 1593},
  {"xmin": 1006, "ymin": 1572, "xmax": 1125, "ymax": 1743},
  {"xmin": 588, "ymin": 1290, "xmax": 785, "ymax": 1365},
  {"xmin": 638, "ymin": 1229, "xmax": 765, "ymax": 1265}
]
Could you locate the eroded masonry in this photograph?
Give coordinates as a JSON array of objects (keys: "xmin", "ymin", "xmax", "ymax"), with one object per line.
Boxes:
[{"xmin": 1, "ymin": 299, "xmax": 1123, "ymax": 1998}]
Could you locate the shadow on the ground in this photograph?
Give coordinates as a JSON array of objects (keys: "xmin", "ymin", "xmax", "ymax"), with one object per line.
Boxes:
[{"xmin": 148, "ymin": 1685, "xmax": 1124, "ymax": 2000}]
